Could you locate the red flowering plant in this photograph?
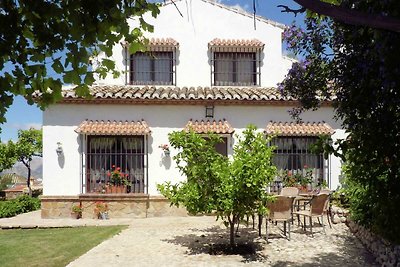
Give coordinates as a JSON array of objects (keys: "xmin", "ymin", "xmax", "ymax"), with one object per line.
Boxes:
[
  {"xmin": 107, "ymin": 165, "xmax": 130, "ymax": 186},
  {"xmin": 159, "ymin": 144, "xmax": 169, "ymax": 151},
  {"xmin": 280, "ymin": 165, "xmax": 313, "ymax": 187}
]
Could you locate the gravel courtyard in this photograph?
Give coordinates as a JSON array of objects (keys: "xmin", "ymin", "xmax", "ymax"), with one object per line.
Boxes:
[{"xmin": 67, "ymin": 215, "xmax": 377, "ymax": 267}]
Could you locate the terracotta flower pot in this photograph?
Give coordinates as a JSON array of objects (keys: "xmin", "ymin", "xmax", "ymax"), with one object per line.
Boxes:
[{"xmin": 71, "ymin": 212, "xmax": 82, "ymax": 219}]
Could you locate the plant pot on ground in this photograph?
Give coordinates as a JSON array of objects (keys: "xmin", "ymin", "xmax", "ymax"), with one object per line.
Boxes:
[{"xmin": 71, "ymin": 204, "xmax": 83, "ymax": 219}]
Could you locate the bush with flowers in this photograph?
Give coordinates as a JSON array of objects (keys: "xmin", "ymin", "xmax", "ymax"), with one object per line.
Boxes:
[
  {"xmin": 280, "ymin": 165, "xmax": 313, "ymax": 188},
  {"xmin": 107, "ymin": 165, "xmax": 130, "ymax": 186}
]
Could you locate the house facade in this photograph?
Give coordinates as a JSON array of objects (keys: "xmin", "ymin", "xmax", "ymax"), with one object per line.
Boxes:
[{"xmin": 40, "ymin": 0, "xmax": 345, "ymax": 218}]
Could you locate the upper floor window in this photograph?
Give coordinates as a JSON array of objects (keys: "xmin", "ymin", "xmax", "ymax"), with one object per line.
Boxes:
[
  {"xmin": 130, "ymin": 52, "xmax": 174, "ymax": 85},
  {"xmin": 209, "ymin": 38, "xmax": 264, "ymax": 86},
  {"xmin": 126, "ymin": 38, "xmax": 178, "ymax": 85},
  {"xmin": 213, "ymin": 52, "xmax": 257, "ymax": 86}
]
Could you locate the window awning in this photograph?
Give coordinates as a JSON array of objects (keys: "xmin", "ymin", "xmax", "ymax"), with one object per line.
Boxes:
[
  {"xmin": 185, "ymin": 119, "xmax": 234, "ymax": 134},
  {"xmin": 121, "ymin": 37, "xmax": 179, "ymax": 52},
  {"xmin": 265, "ymin": 121, "xmax": 334, "ymax": 136},
  {"xmin": 208, "ymin": 38, "xmax": 264, "ymax": 52},
  {"xmin": 75, "ymin": 120, "xmax": 151, "ymax": 135}
]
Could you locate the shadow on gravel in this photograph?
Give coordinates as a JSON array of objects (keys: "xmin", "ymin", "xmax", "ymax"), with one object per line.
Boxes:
[
  {"xmin": 271, "ymin": 233, "xmax": 378, "ymax": 267},
  {"xmin": 163, "ymin": 225, "xmax": 269, "ymax": 263}
]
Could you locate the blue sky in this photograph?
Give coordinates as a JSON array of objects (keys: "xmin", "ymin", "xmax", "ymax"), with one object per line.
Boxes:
[{"xmin": 0, "ymin": 0, "xmax": 303, "ymax": 142}]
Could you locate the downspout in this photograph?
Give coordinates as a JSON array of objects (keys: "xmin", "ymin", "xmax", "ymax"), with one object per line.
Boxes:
[
  {"xmin": 125, "ymin": 46, "xmax": 128, "ymax": 85},
  {"xmin": 145, "ymin": 134, "xmax": 149, "ymax": 218}
]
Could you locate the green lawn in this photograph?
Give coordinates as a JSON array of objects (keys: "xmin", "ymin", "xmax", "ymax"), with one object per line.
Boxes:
[{"xmin": 0, "ymin": 226, "xmax": 127, "ymax": 267}]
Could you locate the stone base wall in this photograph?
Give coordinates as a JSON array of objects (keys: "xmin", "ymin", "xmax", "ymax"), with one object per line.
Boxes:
[
  {"xmin": 41, "ymin": 194, "xmax": 187, "ymax": 219},
  {"xmin": 347, "ymin": 220, "xmax": 400, "ymax": 266},
  {"xmin": 330, "ymin": 206, "xmax": 349, "ymax": 224}
]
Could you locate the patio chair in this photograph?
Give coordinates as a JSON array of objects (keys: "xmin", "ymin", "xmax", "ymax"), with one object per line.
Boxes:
[
  {"xmin": 280, "ymin": 187, "xmax": 299, "ymax": 224},
  {"xmin": 266, "ymin": 195, "xmax": 296, "ymax": 241},
  {"xmin": 280, "ymin": 187, "xmax": 299, "ymax": 197},
  {"xmin": 315, "ymin": 189, "xmax": 333, "ymax": 228},
  {"xmin": 292, "ymin": 193, "xmax": 330, "ymax": 237}
]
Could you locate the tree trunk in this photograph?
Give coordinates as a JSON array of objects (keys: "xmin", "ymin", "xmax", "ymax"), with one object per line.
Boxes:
[
  {"xmin": 228, "ymin": 215, "xmax": 236, "ymax": 247},
  {"xmin": 27, "ymin": 162, "xmax": 32, "ymax": 197},
  {"xmin": 230, "ymin": 221, "xmax": 235, "ymax": 246}
]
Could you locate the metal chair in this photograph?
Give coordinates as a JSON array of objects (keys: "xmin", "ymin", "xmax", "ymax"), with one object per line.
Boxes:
[
  {"xmin": 292, "ymin": 193, "xmax": 330, "ymax": 237},
  {"xmin": 266, "ymin": 195, "xmax": 296, "ymax": 241}
]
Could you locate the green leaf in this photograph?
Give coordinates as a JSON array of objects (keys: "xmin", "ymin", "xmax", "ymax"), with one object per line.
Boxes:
[{"xmin": 51, "ymin": 59, "xmax": 64, "ymax": 74}]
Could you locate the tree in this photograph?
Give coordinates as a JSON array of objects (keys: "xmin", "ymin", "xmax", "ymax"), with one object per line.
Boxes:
[
  {"xmin": 0, "ymin": 175, "xmax": 13, "ymax": 191},
  {"xmin": 157, "ymin": 125, "xmax": 276, "ymax": 246},
  {"xmin": 279, "ymin": 1, "xmax": 400, "ymax": 242},
  {"xmin": 0, "ymin": 142, "xmax": 17, "ymax": 172},
  {"xmin": 0, "ymin": 1, "xmax": 159, "ymax": 128},
  {"xmin": 6, "ymin": 129, "xmax": 42, "ymax": 196}
]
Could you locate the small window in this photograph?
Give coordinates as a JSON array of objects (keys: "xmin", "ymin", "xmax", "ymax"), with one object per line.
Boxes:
[
  {"xmin": 130, "ymin": 51, "xmax": 175, "ymax": 85},
  {"xmin": 212, "ymin": 52, "xmax": 258, "ymax": 86},
  {"xmin": 204, "ymin": 137, "xmax": 228, "ymax": 156},
  {"xmin": 214, "ymin": 137, "xmax": 228, "ymax": 156}
]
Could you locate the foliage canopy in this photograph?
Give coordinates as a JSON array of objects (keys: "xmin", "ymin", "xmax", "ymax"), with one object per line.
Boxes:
[{"xmin": 280, "ymin": 0, "xmax": 400, "ymax": 242}]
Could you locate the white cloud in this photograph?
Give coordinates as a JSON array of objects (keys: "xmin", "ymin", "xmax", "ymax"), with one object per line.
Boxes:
[
  {"xmin": 10, "ymin": 123, "xmax": 42, "ymax": 130},
  {"xmin": 230, "ymin": 3, "xmax": 250, "ymax": 12}
]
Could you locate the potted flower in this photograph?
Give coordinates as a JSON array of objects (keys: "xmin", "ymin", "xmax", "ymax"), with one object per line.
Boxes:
[
  {"xmin": 71, "ymin": 204, "xmax": 83, "ymax": 219},
  {"xmin": 94, "ymin": 201, "xmax": 109, "ymax": 219},
  {"xmin": 159, "ymin": 144, "xmax": 170, "ymax": 156},
  {"xmin": 280, "ymin": 166, "xmax": 313, "ymax": 192},
  {"xmin": 106, "ymin": 165, "xmax": 129, "ymax": 193}
]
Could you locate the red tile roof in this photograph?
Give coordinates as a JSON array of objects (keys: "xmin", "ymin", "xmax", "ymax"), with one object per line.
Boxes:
[
  {"xmin": 75, "ymin": 120, "xmax": 151, "ymax": 135},
  {"xmin": 185, "ymin": 119, "xmax": 234, "ymax": 134},
  {"xmin": 37, "ymin": 86, "xmax": 296, "ymax": 105},
  {"xmin": 265, "ymin": 122, "xmax": 334, "ymax": 136}
]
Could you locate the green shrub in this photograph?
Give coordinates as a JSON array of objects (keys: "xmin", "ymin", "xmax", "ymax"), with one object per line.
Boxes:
[
  {"xmin": 0, "ymin": 195, "xmax": 41, "ymax": 218},
  {"xmin": 342, "ymin": 160, "xmax": 400, "ymax": 244}
]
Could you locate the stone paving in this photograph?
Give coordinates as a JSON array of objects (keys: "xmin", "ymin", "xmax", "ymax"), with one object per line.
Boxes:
[{"xmin": 0, "ymin": 211, "xmax": 377, "ymax": 266}]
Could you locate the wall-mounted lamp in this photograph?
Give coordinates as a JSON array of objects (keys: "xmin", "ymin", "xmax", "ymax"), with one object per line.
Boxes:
[
  {"xmin": 205, "ymin": 105, "xmax": 214, "ymax": 118},
  {"xmin": 56, "ymin": 142, "xmax": 63, "ymax": 156}
]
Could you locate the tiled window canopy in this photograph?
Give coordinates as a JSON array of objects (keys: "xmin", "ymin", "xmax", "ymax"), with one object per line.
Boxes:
[
  {"xmin": 75, "ymin": 120, "xmax": 151, "ymax": 135},
  {"xmin": 265, "ymin": 121, "xmax": 334, "ymax": 136},
  {"xmin": 121, "ymin": 37, "xmax": 179, "ymax": 52},
  {"xmin": 208, "ymin": 38, "xmax": 265, "ymax": 52},
  {"xmin": 185, "ymin": 119, "xmax": 234, "ymax": 134}
]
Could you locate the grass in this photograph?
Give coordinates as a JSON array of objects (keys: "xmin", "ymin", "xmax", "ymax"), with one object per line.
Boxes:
[{"xmin": 0, "ymin": 226, "xmax": 127, "ymax": 267}]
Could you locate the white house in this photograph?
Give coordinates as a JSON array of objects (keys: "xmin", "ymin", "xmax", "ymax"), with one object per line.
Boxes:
[{"xmin": 40, "ymin": 0, "xmax": 345, "ymax": 218}]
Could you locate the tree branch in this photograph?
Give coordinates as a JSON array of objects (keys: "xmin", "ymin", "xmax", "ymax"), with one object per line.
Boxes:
[
  {"xmin": 277, "ymin": 5, "xmax": 306, "ymax": 17},
  {"xmin": 292, "ymin": 0, "xmax": 400, "ymax": 32}
]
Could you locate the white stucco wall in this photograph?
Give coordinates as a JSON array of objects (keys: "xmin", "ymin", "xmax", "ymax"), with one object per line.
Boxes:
[
  {"xmin": 43, "ymin": 104, "xmax": 343, "ymax": 196},
  {"xmin": 99, "ymin": 0, "xmax": 292, "ymax": 87}
]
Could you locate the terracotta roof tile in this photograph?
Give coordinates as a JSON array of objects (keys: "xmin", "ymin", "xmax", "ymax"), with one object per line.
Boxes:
[
  {"xmin": 121, "ymin": 37, "xmax": 179, "ymax": 52},
  {"xmin": 185, "ymin": 119, "xmax": 234, "ymax": 134},
  {"xmin": 40, "ymin": 85, "xmax": 295, "ymax": 103},
  {"xmin": 265, "ymin": 122, "xmax": 334, "ymax": 136},
  {"xmin": 75, "ymin": 120, "xmax": 151, "ymax": 135},
  {"xmin": 209, "ymin": 38, "xmax": 264, "ymax": 52}
]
